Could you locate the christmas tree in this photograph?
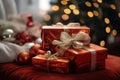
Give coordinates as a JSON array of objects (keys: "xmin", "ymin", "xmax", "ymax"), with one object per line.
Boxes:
[{"xmin": 43, "ymin": 0, "xmax": 120, "ymax": 54}]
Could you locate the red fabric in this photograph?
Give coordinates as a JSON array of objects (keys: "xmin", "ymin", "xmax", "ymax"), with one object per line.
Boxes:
[{"xmin": 0, "ymin": 55, "xmax": 120, "ymax": 80}]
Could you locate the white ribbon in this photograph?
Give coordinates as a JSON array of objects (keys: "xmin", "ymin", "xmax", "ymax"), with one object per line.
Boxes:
[{"xmin": 52, "ymin": 31, "xmax": 96, "ymax": 71}]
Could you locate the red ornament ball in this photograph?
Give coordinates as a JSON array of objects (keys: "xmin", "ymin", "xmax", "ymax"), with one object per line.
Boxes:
[
  {"xmin": 29, "ymin": 44, "xmax": 41, "ymax": 57},
  {"xmin": 17, "ymin": 51, "xmax": 30, "ymax": 64}
]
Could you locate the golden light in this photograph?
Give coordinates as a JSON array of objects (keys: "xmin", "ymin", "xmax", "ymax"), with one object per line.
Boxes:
[
  {"xmin": 110, "ymin": 4, "xmax": 116, "ymax": 10},
  {"xmin": 61, "ymin": 0, "xmax": 68, "ymax": 5},
  {"xmin": 93, "ymin": 10, "xmax": 99, "ymax": 16},
  {"xmin": 100, "ymin": 40, "xmax": 105, "ymax": 47},
  {"xmin": 112, "ymin": 29, "xmax": 117, "ymax": 36},
  {"xmin": 43, "ymin": 15, "xmax": 51, "ymax": 21},
  {"xmin": 93, "ymin": 3, "xmax": 99, "ymax": 8},
  {"xmin": 64, "ymin": 8, "xmax": 71, "ymax": 14},
  {"xmin": 73, "ymin": 9, "xmax": 80, "ymax": 15},
  {"xmin": 51, "ymin": 5, "xmax": 59, "ymax": 11},
  {"xmin": 61, "ymin": 14, "xmax": 69, "ymax": 20},
  {"xmin": 85, "ymin": 1, "xmax": 92, "ymax": 7},
  {"xmin": 87, "ymin": 11, "xmax": 94, "ymax": 17},
  {"xmin": 69, "ymin": 4, "xmax": 76, "ymax": 10},
  {"xmin": 118, "ymin": 13, "xmax": 120, "ymax": 18},
  {"xmin": 105, "ymin": 26, "xmax": 111, "ymax": 33},
  {"xmin": 104, "ymin": 18, "xmax": 110, "ymax": 24},
  {"xmin": 97, "ymin": 0, "xmax": 102, "ymax": 3}
]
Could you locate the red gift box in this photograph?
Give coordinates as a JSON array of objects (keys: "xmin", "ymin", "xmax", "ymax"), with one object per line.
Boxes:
[
  {"xmin": 41, "ymin": 25, "xmax": 90, "ymax": 52},
  {"xmin": 32, "ymin": 55, "xmax": 70, "ymax": 73},
  {"xmin": 64, "ymin": 43, "xmax": 107, "ymax": 72}
]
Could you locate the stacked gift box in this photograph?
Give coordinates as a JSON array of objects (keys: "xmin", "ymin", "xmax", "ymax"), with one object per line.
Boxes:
[{"xmin": 32, "ymin": 23, "xmax": 107, "ymax": 73}]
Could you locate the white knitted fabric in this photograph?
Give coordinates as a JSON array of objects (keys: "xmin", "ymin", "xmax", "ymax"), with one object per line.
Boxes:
[{"xmin": 0, "ymin": 41, "xmax": 25, "ymax": 63}]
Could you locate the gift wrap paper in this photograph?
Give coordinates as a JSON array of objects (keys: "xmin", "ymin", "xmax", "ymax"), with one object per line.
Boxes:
[
  {"xmin": 64, "ymin": 43, "xmax": 107, "ymax": 72},
  {"xmin": 32, "ymin": 55, "xmax": 70, "ymax": 73},
  {"xmin": 41, "ymin": 26, "xmax": 90, "ymax": 51}
]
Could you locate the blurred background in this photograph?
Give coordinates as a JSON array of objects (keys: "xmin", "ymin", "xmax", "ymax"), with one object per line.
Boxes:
[{"xmin": 0, "ymin": 0, "xmax": 120, "ymax": 55}]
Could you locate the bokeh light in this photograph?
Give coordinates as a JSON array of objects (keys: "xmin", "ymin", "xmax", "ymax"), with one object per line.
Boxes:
[
  {"xmin": 93, "ymin": 10, "xmax": 99, "ymax": 16},
  {"xmin": 73, "ymin": 9, "xmax": 80, "ymax": 15},
  {"xmin": 97, "ymin": 0, "xmax": 102, "ymax": 3},
  {"xmin": 44, "ymin": 14, "xmax": 51, "ymax": 21},
  {"xmin": 64, "ymin": 8, "xmax": 71, "ymax": 14},
  {"xmin": 112, "ymin": 29, "xmax": 117, "ymax": 36},
  {"xmin": 104, "ymin": 18, "xmax": 110, "ymax": 24},
  {"xmin": 85, "ymin": 1, "xmax": 92, "ymax": 7},
  {"xmin": 61, "ymin": 14, "xmax": 69, "ymax": 20},
  {"xmin": 105, "ymin": 26, "xmax": 111, "ymax": 33},
  {"xmin": 51, "ymin": 5, "xmax": 59, "ymax": 11},
  {"xmin": 100, "ymin": 40, "xmax": 105, "ymax": 46},
  {"xmin": 93, "ymin": 3, "xmax": 99, "ymax": 8},
  {"xmin": 87, "ymin": 11, "xmax": 94, "ymax": 17},
  {"xmin": 69, "ymin": 4, "xmax": 76, "ymax": 10}
]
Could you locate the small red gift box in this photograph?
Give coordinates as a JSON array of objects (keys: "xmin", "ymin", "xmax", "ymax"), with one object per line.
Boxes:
[
  {"xmin": 41, "ymin": 25, "xmax": 90, "ymax": 52},
  {"xmin": 64, "ymin": 43, "xmax": 107, "ymax": 72},
  {"xmin": 32, "ymin": 55, "xmax": 70, "ymax": 73}
]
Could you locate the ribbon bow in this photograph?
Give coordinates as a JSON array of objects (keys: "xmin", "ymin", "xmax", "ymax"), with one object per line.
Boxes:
[{"xmin": 52, "ymin": 31, "xmax": 91, "ymax": 56}]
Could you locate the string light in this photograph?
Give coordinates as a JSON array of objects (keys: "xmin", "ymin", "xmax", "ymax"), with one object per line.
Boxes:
[
  {"xmin": 100, "ymin": 40, "xmax": 105, "ymax": 46},
  {"xmin": 110, "ymin": 4, "xmax": 116, "ymax": 10},
  {"xmin": 61, "ymin": 14, "xmax": 69, "ymax": 20},
  {"xmin": 73, "ymin": 9, "xmax": 80, "ymax": 15},
  {"xmin": 104, "ymin": 18, "xmax": 110, "ymax": 24},
  {"xmin": 112, "ymin": 29, "xmax": 117, "ymax": 36},
  {"xmin": 105, "ymin": 26, "xmax": 111, "ymax": 33},
  {"xmin": 61, "ymin": 0, "xmax": 68, "ymax": 5},
  {"xmin": 44, "ymin": 15, "xmax": 51, "ymax": 21},
  {"xmin": 118, "ymin": 13, "xmax": 120, "ymax": 18},
  {"xmin": 93, "ymin": 10, "xmax": 99, "ymax": 16},
  {"xmin": 51, "ymin": 5, "xmax": 59, "ymax": 11},
  {"xmin": 85, "ymin": 1, "xmax": 92, "ymax": 7},
  {"xmin": 93, "ymin": 3, "xmax": 99, "ymax": 8},
  {"xmin": 69, "ymin": 4, "xmax": 76, "ymax": 10},
  {"xmin": 97, "ymin": 0, "xmax": 102, "ymax": 3},
  {"xmin": 87, "ymin": 11, "xmax": 94, "ymax": 17},
  {"xmin": 64, "ymin": 8, "xmax": 71, "ymax": 14}
]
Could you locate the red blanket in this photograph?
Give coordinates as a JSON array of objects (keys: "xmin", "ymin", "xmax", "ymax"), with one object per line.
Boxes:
[{"xmin": 0, "ymin": 55, "xmax": 120, "ymax": 80}]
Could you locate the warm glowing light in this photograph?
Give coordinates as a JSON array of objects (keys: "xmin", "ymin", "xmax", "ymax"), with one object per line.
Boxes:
[
  {"xmin": 93, "ymin": 10, "xmax": 99, "ymax": 16},
  {"xmin": 97, "ymin": 0, "xmax": 102, "ymax": 3},
  {"xmin": 104, "ymin": 18, "xmax": 110, "ymax": 24},
  {"xmin": 118, "ymin": 13, "xmax": 120, "ymax": 17},
  {"xmin": 44, "ymin": 15, "xmax": 51, "ymax": 21},
  {"xmin": 110, "ymin": 4, "xmax": 116, "ymax": 10},
  {"xmin": 105, "ymin": 26, "xmax": 111, "ymax": 33},
  {"xmin": 85, "ymin": 1, "xmax": 92, "ymax": 7},
  {"xmin": 69, "ymin": 4, "xmax": 76, "ymax": 10},
  {"xmin": 73, "ymin": 9, "xmax": 80, "ymax": 15},
  {"xmin": 61, "ymin": 0, "xmax": 68, "ymax": 5},
  {"xmin": 87, "ymin": 11, "xmax": 94, "ymax": 17},
  {"xmin": 93, "ymin": 3, "xmax": 99, "ymax": 8},
  {"xmin": 64, "ymin": 8, "xmax": 71, "ymax": 14},
  {"xmin": 62, "ymin": 14, "xmax": 69, "ymax": 20},
  {"xmin": 112, "ymin": 29, "xmax": 117, "ymax": 36},
  {"xmin": 100, "ymin": 40, "xmax": 105, "ymax": 47},
  {"xmin": 51, "ymin": 5, "xmax": 59, "ymax": 11}
]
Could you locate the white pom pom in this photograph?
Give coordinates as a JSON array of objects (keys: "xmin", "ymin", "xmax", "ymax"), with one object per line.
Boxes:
[{"xmin": 35, "ymin": 38, "xmax": 42, "ymax": 44}]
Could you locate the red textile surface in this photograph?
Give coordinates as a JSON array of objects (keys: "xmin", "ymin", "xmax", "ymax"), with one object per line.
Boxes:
[{"xmin": 0, "ymin": 55, "xmax": 120, "ymax": 80}]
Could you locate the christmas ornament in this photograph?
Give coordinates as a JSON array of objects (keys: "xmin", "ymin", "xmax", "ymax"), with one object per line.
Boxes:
[
  {"xmin": 23, "ymin": 42, "xmax": 35, "ymax": 52},
  {"xmin": 17, "ymin": 51, "xmax": 30, "ymax": 64},
  {"xmin": 35, "ymin": 38, "xmax": 42, "ymax": 44},
  {"xmin": 29, "ymin": 44, "xmax": 41, "ymax": 57},
  {"xmin": 2, "ymin": 28, "xmax": 15, "ymax": 42}
]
